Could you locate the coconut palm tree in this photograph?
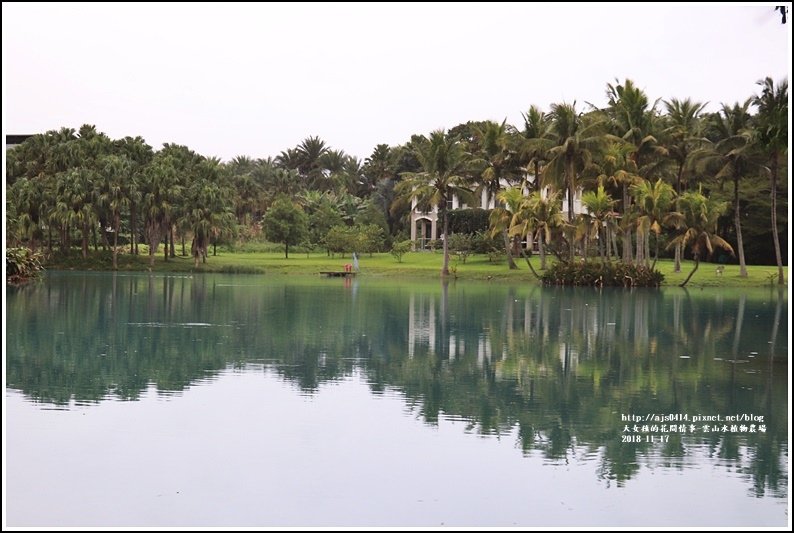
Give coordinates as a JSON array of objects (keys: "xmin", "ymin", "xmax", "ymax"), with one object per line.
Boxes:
[
  {"xmin": 520, "ymin": 105, "xmax": 552, "ymax": 191},
  {"xmin": 753, "ymin": 77, "xmax": 788, "ymax": 286},
  {"xmin": 630, "ymin": 178, "xmax": 676, "ymax": 269},
  {"xmin": 474, "ymin": 120, "xmax": 523, "ymax": 208},
  {"xmin": 489, "ymin": 187, "xmax": 525, "ymax": 269},
  {"xmin": 511, "ymin": 191, "xmax": 564, "ymax": 271},
  {"xmin": 662, "ymin": 97, "xmax": 707, "ymax": 272},
  {"xmin": 667, "ymin": 189, "xmax": 734, "ymax": 287},
  {"xmin": 603, "ymin": 79, "xmax": 668, "ymax": 263},
  {"xmin": 398, "ymin": 130, "xmax": 476, "ymax": 276},
  {"xmin": 692, "ymin": 100, "xmax": 765, "ymax": 277},
  {"xmin": 581, "ymin": 184, "xmax": 618, "ymax": 263},
  {"xmin": 543, "ymin": 102, "xmax": 606, "ymax": 260}
]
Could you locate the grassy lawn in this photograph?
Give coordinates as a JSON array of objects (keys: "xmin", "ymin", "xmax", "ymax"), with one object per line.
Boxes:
[{"xmin": 44, "ymin": 247, "xmax": 787, "ymax": 288}]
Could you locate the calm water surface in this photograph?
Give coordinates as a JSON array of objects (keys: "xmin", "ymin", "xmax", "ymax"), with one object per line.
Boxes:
[{"xmin": 5, "ymin": 272, "xmax": 789, "ymax": 527}]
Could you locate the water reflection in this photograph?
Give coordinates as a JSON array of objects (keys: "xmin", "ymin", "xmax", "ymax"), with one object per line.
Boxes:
[{"xmin": 6, "ymin": 272, "xmax": 788, "ymax": 498}]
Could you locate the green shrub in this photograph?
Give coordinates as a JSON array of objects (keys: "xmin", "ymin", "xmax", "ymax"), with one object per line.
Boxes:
[
  {"xmin": 448, "ymin": 208, "xmax": 491, "ymax": 234},
  {"xmin": 540, "ymin": 260, "xmax": 664, "ymax": 287},
  {"xmin": 390, "ymin": 240, "xmax": 412, "ymax": 263},
  {"xmin": 7, "ymin": 247, "xmax": 45, "ymax": 284}
]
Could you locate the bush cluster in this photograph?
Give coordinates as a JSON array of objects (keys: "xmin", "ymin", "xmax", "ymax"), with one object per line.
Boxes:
[
  {"xmin": 540, "ymin": 260, "xmax": 664, "ymax": 287},
  {"xmin": 7, "ymin": 247, "xmax": 45, "ymax": 284}
]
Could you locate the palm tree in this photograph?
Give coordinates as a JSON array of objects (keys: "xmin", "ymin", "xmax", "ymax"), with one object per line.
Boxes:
[
  {"xmin": 581, "ymin": 184, "xmax": 618, "ymax": 263},
  {"xmin": 630, "ymin": 178, "xmax": 676, "ymax": 269},
  {"xmin": 512, "ymin": 191, "xmax": 564, "ymax": 271},
  {"xmin": 592, "ymin": 141, "xmax": 642, "ymax": 262},
  {"xmin": 398, "ymin": 130, "xmax": 475, "ymax": 276},
  {"xmin": 474, "ymin": 120, "xmax": 523, "ymax": 208},
  {"xmin": 667, "ymin": 189, "xmax": 734, "ymax": 287},
  {"xmin": 296, "ymin": 135, "xmax": 330, "ymax": 189},
  {"xmin": 753, "ymin": 77, "xmax": 788, "ymax": 286},
  {"xmin": 603, "ymin": 79, "xmax": 667, "ymax": 263},
  {"xmin": 114, "ymin": 136, "xmax": 153, "ymax": 255},
  {"xmin": 182, "ymin": 160, "xmax": 236, "ymax": 266},
  {"xmin": 8, "ymin": 177, "xmax": 45, "ymax": 252},
  {"xmin": 96, "ymin": 154, "xmax": 131, "ymax": 269},
  {"xmin": 363, "ymin": 144, "xmax": 397, "ymax": 189},
  {"xmin": 662, "ymin": 97, "xmax": 707, "ymax": 272},
  {"xmin": 520, "ymin": 105, "xmax": 552, "ymax": 192},
  {"xmin": 692, "ymin": 101, "xmax": 765, "ymax": 277},
  {"xmin": 140, "ymin": 148, "xmax": 187, "ymax": 266},
  {"xmin": 489, "ymin": 187, "xmax": 525, "ymax": 269},
  {"xmin": 543, "ymin": 102, "xmax": 606, "ymax": 260},
  {"xmin": 56, "ymin": 168, "xmax": 96, "ymax": 258}
]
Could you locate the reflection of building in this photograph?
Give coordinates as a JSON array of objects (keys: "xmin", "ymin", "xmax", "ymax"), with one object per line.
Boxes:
[
  {"xmin": 409, "ymin": 175, "xmax": 583, "ymax": 250},
  {"xmin": 406, "ymin": 293, "xmax": 492, "ymax": 366},
  {"xmin": 408, "ymin": 293, "xmax": 435, "ymax": 358}
]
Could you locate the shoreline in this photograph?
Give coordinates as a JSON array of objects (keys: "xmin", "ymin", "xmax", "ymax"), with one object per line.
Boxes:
[{"xmin": 33, "ymin": 250, "xmax": 788, "ymax": 289}]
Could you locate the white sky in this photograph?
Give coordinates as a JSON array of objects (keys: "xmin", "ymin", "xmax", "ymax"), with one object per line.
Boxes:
[{"xmin": 2, "ymin": 2, "xmax": 791, "ymax": 162}]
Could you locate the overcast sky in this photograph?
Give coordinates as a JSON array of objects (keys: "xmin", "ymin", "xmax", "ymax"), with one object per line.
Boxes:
[{"xmin": 2, "ymin": 2, "xmax": 791, "ymax": 162}]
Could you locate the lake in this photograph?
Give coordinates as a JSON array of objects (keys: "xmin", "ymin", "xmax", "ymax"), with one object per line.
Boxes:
[{"xmin": 5, "ymin": 272, "xmax": 789, "ymax": 527}]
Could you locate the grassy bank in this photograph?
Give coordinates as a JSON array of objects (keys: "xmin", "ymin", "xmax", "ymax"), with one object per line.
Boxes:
[{"xmin": 42, "ymin": 247, "xmax": 788, "ymax": 288}]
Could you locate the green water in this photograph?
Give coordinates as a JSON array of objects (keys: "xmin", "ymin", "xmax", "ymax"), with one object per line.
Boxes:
[{"xmin": 5, "ymin": 272, "xmax": 789, "ymax": 526}]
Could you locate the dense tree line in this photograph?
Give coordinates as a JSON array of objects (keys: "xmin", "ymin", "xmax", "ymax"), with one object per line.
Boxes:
[{"xmin": 5, "ymin": 77, "xmax": 788, "ymax": 283}]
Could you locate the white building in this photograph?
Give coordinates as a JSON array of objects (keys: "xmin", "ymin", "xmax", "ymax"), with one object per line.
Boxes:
[{"xmin": 409, "ymin": 175, "xmax": 583, "ymax": 250}]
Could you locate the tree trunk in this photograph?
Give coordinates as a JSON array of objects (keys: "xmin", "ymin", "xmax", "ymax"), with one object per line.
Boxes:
[
  {"xmin": 651, "ymin": 235, "xmax": 659, "ymax": 270},
  {"xmin": 169, "ymin": 225, "xmax": 176, "ymax": 258},
  {"xmin": 769, "ymin": 150, "xmax": 784, "ymax": 285},
  {"xmin": 679, "ymin": 254, "xmax": 700, "ymax": 287},
  {"xmin": 733, "ymin": 177, "xmax": 747, "ymax": 277},
  {"xmin": 162, "ymin": 221, "xmax": 169, "ymax": 262},
  {"xmin": 538, "ymin": 230, "xmax": 547, "ymax": 270},
  {"xmin": 81, "ymin": 221, "xmax": 90, "ymax": 258},
  {"xmin": 642, "ymin": 231, "xmax": 651, "ymax": 267},
  {"xmin": 131, "ymin": 205, "xmax": 138, "ymax": 255},
  {"xmin": 566, "ymin": 160, "xmax": 576, "ymax": 262},
  {"xmin": 503, "ymin": 230, "xmax": 518, "ymax": 269},
  {"xmin": 622, "ymin": 184, "xmax": 632, "ymax": 264},
  {"xmin": 112, "ymin": 213, "xmax": 120, "ymax": 271},
  {"xmin": 674, "ymin": 163, "xmax": 683, "ymax": 272},
  {"xmin": 519, "ymin": 248, "xmax": 541, "ymax": 280},
  {"xmin": 441, "ymin": 207, "xmax": 450, "ymax": 276}
]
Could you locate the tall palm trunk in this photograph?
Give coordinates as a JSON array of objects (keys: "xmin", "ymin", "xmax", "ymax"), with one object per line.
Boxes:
[
  {"xmin": 441, "ymin": 207, "xmax": 450, "ymax": 276},
  {"xmin": 674, "ymin": 165, "xmax": 684, "ymax": 272},
  {"xmin": 651, "ymin": 235, "xmax": 660, "ymax": 270},
  {"xmin": 81, "ymin": 221, "xmax": 90, "ymax": 258},
  {"xmin": 770, "ymin": 151, "xmax": 784, "ymax": 285},
  {"xmin": 565, "ymin": 159, "xmax": 576, "ymax": 261},
  {"xmin": 538, "ymin": 231, "xmax": 547, "ymax": 270},
  {"xmin": 112, "ymin": 213, "xmax": 120, "ymax": 270},
  {"xmin": 622, "ymin": 184, "xmax": 632, "ymax": 264},
  {"xmin": 131, "ymin": 205, "xmax": 138, "ymax": 255},
  {"xmin": 733, "ymin": 177, "xmax": 747, "ymax": 277},
  {"xmin": 680, "ymin": 254, "xmax": 700, "ymax": 287},
  {"xmin": 519, "ymin": 248, "xmax": 541, "ymax": 280},
  {"xmin": 503, "ymin": 230, "xmax": 518, "ymax": 269}
]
